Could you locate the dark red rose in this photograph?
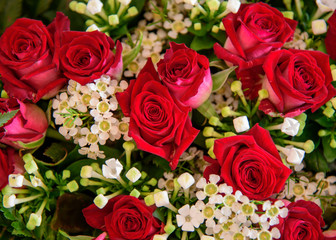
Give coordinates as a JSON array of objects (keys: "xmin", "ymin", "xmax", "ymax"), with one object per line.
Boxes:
[
  {"xmin": 0, "ymin": 98, "xmax": 48, "ymax": 149},
  {"xmin": 213, "ymin": 2, "xmax": 297, "ymax": 71},
  {"xmin": 157, "ymin": 42, "xmax": 212, "ymax": 108},
  {"xmin": 275, "ymin": 200, "xmax": 325, "ymax": 240},
  {"xmin": 83, "ymin": 195, "xmax": 162, "ymax": 240},
  {"xmin": 0, "ymin": 148, "xmax": 25, "ymax": 190},
  {"xmin": 204, "ymin": 124, "xmax": 292, "ymax": 200},
  {"xmin": 57, "ymin": 30, "xmax": 122, "ymax": 85},
  {"xmin": 259, "ymin": 49, "xmax": 336, "ymax": 117},
  {"xmin": 326, "ymin": 11, "xmax": 336, "ymax": 61},
  {"xmin": 0, "ymin": 12, "xmax": 69, "ymax": 102},
  {"xmin": 116, "ymin": 59, "xmax": 199, "ymax": 170}
]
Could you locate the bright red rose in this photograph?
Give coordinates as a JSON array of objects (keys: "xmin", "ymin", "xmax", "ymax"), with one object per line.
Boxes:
[
  {"xmin": 259, "ymin": 49, "xmax": 336, "ymax": 117},
  {"xmin": 0, "ymin": 12, "xmax": 69, "ymax": 102},
  {"xmin": 57, "ymin": 30, "xmax": 122, "ymax": 85},
  {"xmin": 0, "ymin": 98, "xmax": 48, "ymax": 149},
  {"xmin": 213, "ymin": 2, "xmax": 297, "ymax": 70},
  {"xmin": 83, "ymin": 195, "xmax": 162, "ymax": 240},
  {"xmin": 275, "ymin": 200, "xmax": 325, "ymax": 240},
  {"xmin": 116, "ymin": 59, "xmax": 199, "ymax": 170},
  {"xmin": 204, "ymin": 124, "xmax": 292, "ymax": 200},
  {"xmin": 325, "ymin": 11, "xmax": 336, "ymax": 61},
  {"xmin": 157, "ymin": 42, "xmax": 212, "ymax": 108},
  {"xmin": 0, "ymin": 147, "xmax": 25, "ymax": 190}
]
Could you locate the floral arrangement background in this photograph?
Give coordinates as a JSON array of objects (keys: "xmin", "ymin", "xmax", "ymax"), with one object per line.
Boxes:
[{"xmin": 0, "ymin": 0, "xmax": 336, "ymax": 239}]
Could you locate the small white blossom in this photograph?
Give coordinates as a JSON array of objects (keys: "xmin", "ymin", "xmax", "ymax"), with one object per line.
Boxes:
[
  {"xmin": 176, "ymin": 204, "xmax": 204, "ymax": 231},
  {"xmin": 281, "ymin": 118, "xmax": 300, "ymax": 136},
  {"xmin": 102, "ymin": 158, "xmax": 123, "ymax": 179},
  {"xmin": 233, "ymin": 116, "xmax": 250, "ymax": 133},
  {"xmin": 87, "ymin": 0, "xmax": 103, "ymax": 15},
  {"xmin": 178, "ymin": 172, "xmax": 195, "ymax": 189}
]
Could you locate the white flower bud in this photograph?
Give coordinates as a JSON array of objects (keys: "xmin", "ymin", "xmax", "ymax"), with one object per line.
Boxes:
[
  {"xmin": 153, "ymin": 234, "xmax": 169, "ymax": 240},
  {"xmin": 81, "ymin": 166, "xmax": 93, "ymax": 178},
  {"xmin": 312, "ymin": 19, "xmax": 327, "ymax": 35},
  {"xmin": 286, "ymin": 147, "xmax": 305, "ymax": 165},
  {"xmin": 201, "ymin": 236, "xmax": 215, "ymax": 240},
  {"xmin": 177, "ymin": 172, "xmax": 195, "ymax": 189},
  {"xmin": 154, "ymin": 191, "xmax": 170, "ymax": 207},
  {"xmin": 26, "ymin": 213, "xmax": 42, "ymax": 230},
  {"xmin": 86, "ymin": 24, "xmax": 100, "ymax": 32},
  {"xmin": 31, "ymin": 177, "xmax": 43, "ymax": 187},
  {"xmin": 3, "ymin": 195, "xmax": 16, "ymax": 208},
  {"xmin": 94, "ymin": 194, "xmax": 108, "ymax": 209},
  {"xmin": 233, "ymin": 116, "xmax": 250, "ymax": 133},
  {"xmin": 118, "ymin": 0, "xmax": 131, "ymax": 5},
  {"xmin": 125, "ymin": 167, "xmax": 141, "ymax": 183},
  {"xmin": 281, "ymin": 118, "xmax": 300, "ymax": 136},
  {"xmin": 8, "ymin": 174, "xmax": 24, "ymax": 188},
  {"xmin": 87, "ymin": 0, "xmax": 103, "ymax": 15},
  {"xmin": 102, "ymin": 158, "xmax": 123, "ymax": 179},
  {"xmin": 184, "ymin": 0, "xmax": 197, "ymax": 5},
  {"xmin": 24, "ymin": 160, "xmax": 38, "ymax": 174},
  {"xmin": 316, "ymin": 0, "xmax": 336, "ymax": 12},
  {"xmin": 227, "ymin": 0, "xmax": 241, "ymax": 13}
]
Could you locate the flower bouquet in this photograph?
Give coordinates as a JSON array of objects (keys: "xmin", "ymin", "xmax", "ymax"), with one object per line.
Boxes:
[{"xmin": 0, "ymin": 0, "xmax": 336, "ymax": 239}]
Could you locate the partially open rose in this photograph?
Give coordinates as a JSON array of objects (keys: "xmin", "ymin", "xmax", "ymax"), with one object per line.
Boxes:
[
  {"xmin": 116, "ymin": 59, "xmax": 199, "ymax": 170},
  {"xmin": 204, "ymin": 124, "xmax": 292, "ymax": 200},
  {"xmin": 157, "ymin": 42, "xmax": 212, "ymax": 108},
  {"xmin": 214, "ymin": 2, "xmax": 297, "ymax": 70},
  {"xmin": 259, "ymin": 49, "xmax": 336, "ymax": 117},
  {"xmin": 0, "ymin": 98, "xmax": 48, "ymax": 149},
  {"xmin": 0, "ymin": 12, "xmax": 69, "ymax": 102}
]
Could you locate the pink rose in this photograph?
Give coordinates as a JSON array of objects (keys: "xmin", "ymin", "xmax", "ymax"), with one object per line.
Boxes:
[
  {"xmin": 56, "ymin": 30, "xmax": 122, "ymax": 85},
  {"xmin": 275, "ymin": 200, "xmax": 325, "ymax": 240},
  {"xmin": 116, "ymin": 59, "xmax": 199, "ymax": 170},
  {"xmin": 0, "ymin": 98, "xmax": 48, "ymax": 149},
  {"xmin": 214, "ymin": 2, "xmax": 297, "ymax": 70},
  {"xmin": 0, "ymin": 12, "xmax": 69, "ymax": 102},
  {"xmin": 157, "ymin": 42, "xmax": 212, "ymax": 108},
  {"xmin": 259, "ymin": 49, "xmax": 336, "ymax": 117}
]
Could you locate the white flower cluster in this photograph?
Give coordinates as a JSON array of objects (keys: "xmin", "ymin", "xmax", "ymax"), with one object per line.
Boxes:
[
  {"xmin": 52, "ymin": 76, "xmax": 131, "ymax": 159},
  {"xmin": 283, "ymin": 29, "xmax": 312, "ymax": 50},
  {"xmin": 156, "ymin": 173, "xmax": 289, "ymax": 240},
  {"xmin": 278, "ymin": 172, "xmax": 336, "ymax": 207}
]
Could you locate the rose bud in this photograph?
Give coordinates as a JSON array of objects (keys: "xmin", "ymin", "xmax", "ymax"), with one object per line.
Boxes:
[
  {"xmin": 158, "ymin": 42, "xmax": 212, "ymax": 108},
  {"xmin": 0, "ymin": 98, "xmax": 48, "ymax": 149},
  {"xmin": 0, "ymin": 12, "xmax": 69, "ymax": 102}
]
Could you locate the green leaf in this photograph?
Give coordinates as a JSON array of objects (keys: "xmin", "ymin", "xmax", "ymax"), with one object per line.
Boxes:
[
  {"xmin": 212, "ymin": 66, "xmax": 237, "ymax": 92},
  {"xmin": 122, "ymin": 32, "xmax": 143, "ymax": 70},
  {"xmin": 304, "ymin": 150, "xmax": 330, "ymax": 172},
  {"xmin": 34, "ymin": 0, "xmax": 52, "ymax": 17},
  {"xmin": 313, "ymin": 115, "xmax": 334, "ymax": 128},
  {"xmin": 323, "ymin": 206, "xmax": 336, "ymax": 226},
  {"xmin": 190, "ymin": 35, "xmax": 216, "ymax": 51},
  {"xmin": 0, "ymin": 0, "xmax": 22, "ymax": 33},
  {"xmin": 0, "ymin": 109, "xmax": 19, "ymax": 128},
  {"xmin": 209, "ymin": 61, "xmax": 227, "ymax": 70},
  {"xmin": 58, "ymin": 230, "xmax": 93, "ymax": 240},
  {"xmin": 322, "ymin": 137, "xmax": 336, "ymax": 163},
  {"xmin": 43, "ymin": 143, "xmax": 68, "ymax": 164},
  {"xmin": 197, "ymin": 98, "xmax": 219, "ymax": 119}
]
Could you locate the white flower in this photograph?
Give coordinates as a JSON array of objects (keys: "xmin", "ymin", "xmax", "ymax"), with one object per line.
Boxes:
[
  {"xmin": 87, "ymin": 0, "xmax": 103, "ymax": 15},
  {"xmin": 176, "ymin": 204, "xmax": 204, "ymax": 231},
  {"xmin": 8, "ymin": 174, "xmax": 24, "ymax": 188},
  {"xmin": 281, "ymin": 118, "xmax": 300, "ymax": 136},
  {"xmin": 316, "ymin": 0, "xmax": 336, "ymax": 12},
  {"xmin": 125, "ymin": 167, "xmax": 141, "ymax": 183},
  {"xmin": 102, "ymin": 158, "xmax": 123, "ymax": 179},
  {"xmin": 233, "ymin": 116, "xmax": 250, "ymax": 133},
  {"xmin": 178, "ymin": 172, "xmax": 195, "ymax": 189},
  {"xmin": 286, "ymin": 146, "xmax": 305, "ymax": 165},
  {"xmin": 315, "ymin": 172, "xmax": 336, "ymax": 196},
  {"xmin": 183, "ymin": 0, "xmax": 197, "ymax": 5}
]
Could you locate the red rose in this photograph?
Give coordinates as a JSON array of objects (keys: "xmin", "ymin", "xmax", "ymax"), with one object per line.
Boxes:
[
  {"xmin": 204, "ymin": 124, "xmax": 292, "ymax": 200},
  {"xmin": 0, "ymin": 147, "xmax": 25, "ymax": 190},
  {"xmin": 0, "ymin": 98, "xmax": 48, "ymax": 149},
  {"xmin": 116, "ymin": 59, "xmax": 199, "ymax": 170},
  {"xmin": 83, "ymin": 195, "xmax": 162, "ymax": 240},
  {"xmin": 325, "ymin": 11, "xmax": 336, "ymax": 61},
  {"xmin": 213, "ymin": 2, "xmax": 297, "ymax": 71},
  {"xmin": 57, "ymin": 30, "xmax": 122, "ymax": 85},
  {"xmin": 259, "ymin": 49, "xmax": 336, "ymax": 117},
  {"xmin": 275, "ymin": 200, "xmax": 325, "ymax": 240},
  {"xmin": 0, "ymin": 13, "xmax": 69, "ymax": 102},
  {"xmin": 157, "ymin": 42, "xmax": 212, "ymax": 108}
]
